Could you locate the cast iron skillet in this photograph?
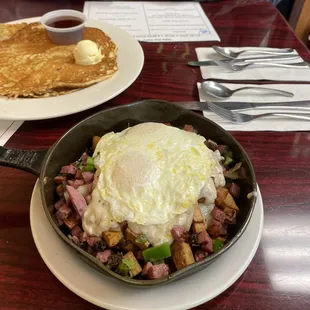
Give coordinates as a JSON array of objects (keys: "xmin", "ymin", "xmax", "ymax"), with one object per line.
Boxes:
[{"xmin": 0, "ymin": 99, "xmax": 257, "ymax": 287}]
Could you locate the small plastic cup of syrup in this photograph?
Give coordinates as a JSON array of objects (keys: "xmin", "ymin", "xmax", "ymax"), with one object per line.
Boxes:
[{"xmin": 41, "ymin": 9, "xmax": 86, "ymax": 45}]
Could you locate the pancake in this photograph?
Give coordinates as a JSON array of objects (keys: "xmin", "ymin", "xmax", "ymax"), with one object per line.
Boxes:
[
  {"xmin": 0, "ymin": 22, "xmax": 118, "ymax": 98},
  {"xmin": 0, "ymin": 23, "xmax": 27, "ymax": 41}
]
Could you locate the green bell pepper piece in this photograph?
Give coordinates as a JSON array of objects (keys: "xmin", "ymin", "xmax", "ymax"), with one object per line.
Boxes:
[
  {"xmin": 224, "ymin": 151, "xmax": 234, "ymax": 166},
  {"xmin": 213, "ymin": 239, "xmax": 224, "ymax": 253},
  {"xmin": 83, "ymin": 164, "xmax": 95, "ymax": 172},
  {"xmin": 86, "ymin": 157, "xmax": 94, "ymax": 166},
  {"xmin": 142, "ymin": 242, "xmax": 171, "ymax": 262}
]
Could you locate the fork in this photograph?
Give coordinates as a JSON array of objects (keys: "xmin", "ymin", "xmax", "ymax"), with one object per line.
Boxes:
[
  {"xmin": 207, "ymin": 102, "xmax": 310, "ymax": 123},
  {"xmin": 214, "ymin": 60, "xmax": 310, "ymax": 71}
]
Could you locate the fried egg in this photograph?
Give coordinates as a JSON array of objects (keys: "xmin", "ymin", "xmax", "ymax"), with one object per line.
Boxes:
[{"xmin": 82, "ymin": 122, "xmax": 225, "ymax": 245}]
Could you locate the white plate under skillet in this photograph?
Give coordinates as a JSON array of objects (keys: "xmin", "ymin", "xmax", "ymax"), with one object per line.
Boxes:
[
  {"xmin": 30, "ymin": 180, "xmax": 263, "ymax": 310},
  {"xmin": 1, "ymin": 17, "xmax": 144, "ymax": 121}
]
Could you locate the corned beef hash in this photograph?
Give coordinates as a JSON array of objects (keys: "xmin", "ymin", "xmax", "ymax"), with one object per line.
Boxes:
[{"xmin": 53, "ymin": 122, "xmax": 245, "ymax": 280}]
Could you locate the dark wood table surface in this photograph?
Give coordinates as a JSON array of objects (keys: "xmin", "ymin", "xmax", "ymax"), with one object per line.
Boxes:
[{"xmin": 1, "ymin": 0, "xmax": 310, "ymax": 309}]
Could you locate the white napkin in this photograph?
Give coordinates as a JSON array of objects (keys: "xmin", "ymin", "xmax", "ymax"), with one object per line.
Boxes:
[
  {"xmin": 198, "ymin": 82, "xmax": 310, "ymax": 131},
  {"xmin": 196, "ymin": 47, "xmax": 310, "ymax": 81}
]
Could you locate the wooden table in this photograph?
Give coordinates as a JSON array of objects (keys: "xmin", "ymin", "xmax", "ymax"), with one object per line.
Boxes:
[{"xmin": 1, "ymin": 1, "xmax": 310, "ymax": 309}]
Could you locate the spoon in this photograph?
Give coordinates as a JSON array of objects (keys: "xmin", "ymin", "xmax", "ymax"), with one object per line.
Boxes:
[
  {"xmin": 213, "ymin": 46, "xmax": 295, "ymax": 59},
  {"xmin": 201, "ymin": 81, "xmax": 294, "ymax": 99}
]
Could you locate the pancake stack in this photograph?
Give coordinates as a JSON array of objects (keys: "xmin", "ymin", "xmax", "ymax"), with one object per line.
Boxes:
[{"xmin": 0, "ymin": 22, "xmax": 118, "ymax": 98}]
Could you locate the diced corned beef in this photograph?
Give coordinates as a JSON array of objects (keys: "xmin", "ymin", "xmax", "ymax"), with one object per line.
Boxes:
[
  {"xmin": 64, "ymin": 191, "xmax": 70, "ymax": 204},
  {"xmin": 73, "ymin": 179, "xmax": 84, "ymax": 189},
  {"xmin": 136, "ymin": 250, "xmax": 143, "ymax": 261},
  {"xmin": 54, "ymin": 198, "xmax": 66, "ymax": 210},
  {"xmin": 75, "ymin": 169, "xmax": 83, "ymax": 179},
  {"xmin": 55, "ymin": 205, "xmax": 72, "ymax": 221},
  {"xmin": 207, "ymin": 219, "xmax": 222, "ymax": 238},
  {"xmin": 87, "ymin": 245, "xmax": 94, "ymax": 254},
  {"xmin": 82, "ymin": 171, "xmax": 94, "ymax": 183},
  {"xmin": 201, "ymin": 241, "xmax": 213, "ymax": 253},
  {"xmin": 220, "ymin": 224, "xmax": 227, "ymax": 236},
  {"xmin": 69, "ymin": 235, "xmax": 80, "ymax": 246},
  {"xmin": 227, "ymin": 182, "xmax": 241, "ymax": 199},
  {"xmin": 76, "ymin": 184, "xmax": 90, "ymax": 197},
  {"xmin": 56, "ymin": 184, "xmax": 64, "ymax": 197},
  {"xmin": 87, "ymin": 236, "xmax": 102, "ymax": 247},
  {"xmin": 216, "ymin": 145, "xmax": 228, "ymax": 155},
  {"xmin": 81, "ymin": 153, "xmax": 89, "ymax": 163},
  {"xmin": 53, "ymin": 175, "xmax": 67, "ymax": 184},
  {"xmin": 183, "ymin": 124, "xmax": 196, "ymax": 132},
  {"xmin": 147, "ymin": 263, "xmax": 170, "ymax": 279},
  {"xmin": 60, "ymin": 165, "xmax": 78, "ymax": 175},
  {"xmin": 142, "ymin": 262, "xmax": 153, "ymax": 277},
  {"xmin": 211, "ymin": 207, "xmax": 226, "ymax": 224},
  {"xmin": 197, "ymin": 230, "xmax": 212, "ymax": 245},
  {"xmin": 67, "ymin": 180, "xmax": 74, "ymax": 186},
  {"xmin": 194, "ymin": 250, "xmax": 206, "ymax": 262},
  {"xmin": 171, "ymin": 226, "xmax": 187, "ymax": 242},
  {"xmin": 79, "ymin": 232, "xmax": 88, "ymax": 243},
  {"xmin": 66, "ymin": 185, "xmax": 87, "ymax": 217},
  {"xmin": 71, "ymin": 225, "xmax": 82, "ymax": 237},
  {"xmin": 56, "ymin": 216, "xmax": 63, "ymax": 226},
  {"xmin": 64, "ymin": 213, "xmax": 78, "ymax": 230},
  {"xmin": 224, "ymin": 208, "xmax": 237, "ymax": 224},
  {"xmin": 96, "ymin": 250, "xmax": 112, "ymax": 263},
  {"xmin": 85, "ymin": 194, "xmax": 92, "ymax": 204}
]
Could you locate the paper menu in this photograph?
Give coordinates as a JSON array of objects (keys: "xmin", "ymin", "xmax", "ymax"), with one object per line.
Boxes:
[
  {"xmin": 0, "ymin": 121, "xmax": 23, "ymax": 146},
  {"xmin": 84, "ymin": 1, "xmax": 220, "ymax": 42}
]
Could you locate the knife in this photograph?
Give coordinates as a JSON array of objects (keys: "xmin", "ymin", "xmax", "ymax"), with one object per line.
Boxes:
[
  {"xmin": 188, "ymin": 55, "xmax": 302, "ymax": 67},
  {"xmin": 172, "ymin": 100, "xmax": 310, "ymax": 111}
]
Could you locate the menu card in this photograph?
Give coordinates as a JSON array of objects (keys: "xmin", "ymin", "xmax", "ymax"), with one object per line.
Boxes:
[{"xmin": 84, "ymin": 1, "xmax": 220, "ymax": 42}]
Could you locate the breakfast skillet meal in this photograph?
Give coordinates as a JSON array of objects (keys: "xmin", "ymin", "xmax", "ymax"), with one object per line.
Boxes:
[
  {"xmin": 0, "ymin": 22, "xmax": 118, "ymax": 98},
  {"xmin": 52, "ymin": 122, "xmax": 247, "ymax": 280}
]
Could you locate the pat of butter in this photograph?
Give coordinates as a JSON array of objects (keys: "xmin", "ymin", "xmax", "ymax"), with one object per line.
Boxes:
[{"xmin": 74, "ymin": 40, "xmax": 103, "ymax": 66}]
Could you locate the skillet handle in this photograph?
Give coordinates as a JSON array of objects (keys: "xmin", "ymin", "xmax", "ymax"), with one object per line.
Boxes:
[{"xmin": 0, "ymin": 146, "xmax": 48, "ymax": 177}]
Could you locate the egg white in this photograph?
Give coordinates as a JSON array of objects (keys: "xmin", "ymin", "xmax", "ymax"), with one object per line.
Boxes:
[{"xmin": 82, "ymin": 122, "xmax": 225, "ymax": 245}]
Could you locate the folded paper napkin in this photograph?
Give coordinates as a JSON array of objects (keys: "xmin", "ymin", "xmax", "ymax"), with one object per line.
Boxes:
[
  {"xmin": 196, "ymin": 47, "xmax": 310, "ymax": 81},
  {"xmin": 198, "ymin": 82, "xmax": 310, "ymax": 131}
]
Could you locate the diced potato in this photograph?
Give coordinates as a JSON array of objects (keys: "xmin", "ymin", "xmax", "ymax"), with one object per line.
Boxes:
[
  {"xmin": 64, "ymin": 213, "xmax": 78, "ymax": 230},
  {"xmin": 223, "ymin": 207, "xmax": 237, "ymax": 224},
  {"xmin": 215, "ymin": 187, "xmax": 228, "ymax": 207},
  {"xmin": 102, "ymin": 230, "xmax": 124, "ymax": 247},
  {"xmin": 193, "ymin": 204, "xmax": 204, "ymax": 223},
  {"xmin": 125, "ymin": 227, "xmax": 150, "ymax": 250},
  {"xmin": 92, "ymin": 136, "xmax": 101, "ymax": 150},
  {"xmin": 56, "ymin": 184, "xmax": 64, "ymax": 197},
  {"xmin": 121, "ymin": 240, "xmax": 137, "ymax": 253},
  {"xmin": 123, "ymin": 251, "xmax": 142, "ymax": 277},
  {"xmin": 221, "ymin": 193, "xmax": 239, "ymax": 211},
  {"xmin": 217, "ymin": 236, "xmax": 227, "ymax": 243},
  {"xmin": 192, "ymin": 222, "xmax": 207, "ymax": 234},
  {"xmin": 171, "ymin": 241, "xmax": 195, "ymax": 270}
]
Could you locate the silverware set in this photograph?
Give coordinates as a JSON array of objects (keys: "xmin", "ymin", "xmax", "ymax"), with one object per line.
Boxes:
[
  {"xmin": 186, "ymin": 45, "xmax": 310, "ymax": 123},
  {"xmin": 207, "ymin": 102, "xmax": 310, "ymax": 123},
  {"xmin": 172, "ymin": 100, "xmax": 310, "ymax": 123},
  {"xmin": 212, "ymin": 46, "xmax": 295, "ymax": 59},
  {"xmin": 188, "ymin": 46, "xmax": 310, "ymax": 71}
]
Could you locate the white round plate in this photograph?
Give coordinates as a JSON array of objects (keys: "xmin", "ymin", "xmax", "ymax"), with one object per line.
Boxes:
[
  {"xmin": 2, "ymin": 18, "xmax": 144, "ymax": 121},
  {"xmin": 30, "ymin": 180, "xmax": 263, "ymax": 310}
]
